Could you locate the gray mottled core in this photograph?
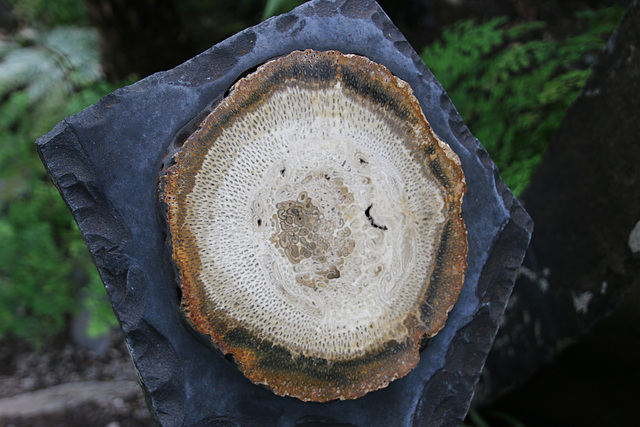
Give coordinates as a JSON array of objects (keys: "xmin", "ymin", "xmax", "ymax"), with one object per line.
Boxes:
[{"xmin": 35, "ymin": 0, "xmax": 531, "ymax": 425}]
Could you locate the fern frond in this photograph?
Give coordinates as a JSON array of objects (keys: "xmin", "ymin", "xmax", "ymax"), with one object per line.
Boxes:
[
  {"xmin": 420, "ymin": 7, "xmax": 622, "ymax": 196},
  {"xmin": 422, "ymin": 17, "xmax": 509, "ymax": 89},
  {"xmin": 0, "ymin": 27, "xmax": 101, "ymax": 104}
]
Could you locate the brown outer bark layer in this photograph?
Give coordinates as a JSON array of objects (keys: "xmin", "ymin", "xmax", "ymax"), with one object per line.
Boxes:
[{"xmin": 159, "ymin": 50, "xmax": 467, "ymax": 402}]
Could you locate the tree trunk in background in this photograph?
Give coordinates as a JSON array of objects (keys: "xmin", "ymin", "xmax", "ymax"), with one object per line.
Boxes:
[
  {"xmin": 84, "ymin": 0, "xmax": 194, "ymax": 81},
  {"xmin": 475, "ymin": 0, "xmax": 640, "ymax": 405}
]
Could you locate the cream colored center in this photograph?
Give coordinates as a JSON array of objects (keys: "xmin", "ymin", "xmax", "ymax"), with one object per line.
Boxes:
[{"xmin": 186, "ymin": 84, "xmax": 446, "ymax": 360}]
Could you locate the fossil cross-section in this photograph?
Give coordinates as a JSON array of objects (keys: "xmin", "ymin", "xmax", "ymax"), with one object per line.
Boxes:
[{"xmin": 159, "ymin": 50, "xmax": 467, "ymax": 402}]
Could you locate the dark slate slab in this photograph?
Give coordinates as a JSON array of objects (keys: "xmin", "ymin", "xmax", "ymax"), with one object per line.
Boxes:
[{"xmin": 36, "ymin": 1, "xmax": 532, "ymax": 425}]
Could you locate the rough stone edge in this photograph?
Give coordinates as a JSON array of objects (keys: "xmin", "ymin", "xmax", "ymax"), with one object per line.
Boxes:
[
  {"xmin": 409, "ymin": 100, "xmax": 533, "ymax": 424},
  {"xmin": 33, "ymin": 0, "xmax": 533, "ymax": 424},
  {"xmin": 35, "ymin": 122, "xmax": 185, "ymax": 426}
]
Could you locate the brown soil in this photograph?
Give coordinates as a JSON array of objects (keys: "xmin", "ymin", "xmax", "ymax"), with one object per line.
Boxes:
[{"xmin": 0, "ymin": 332, "xmax": 154, "ymax": 426}]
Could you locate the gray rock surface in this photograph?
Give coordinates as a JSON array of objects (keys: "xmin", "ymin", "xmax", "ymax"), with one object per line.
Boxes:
[
  {"xmin": 36, "ymin": 0, "xmax": 531, "ymax": 425},
  {"xmin": 0, "ymin": 380, "xmax": 152, "ymax": 426},
  {"xmin": 0, "ymin": 381, "xmax": 140, "ymax": 418}
]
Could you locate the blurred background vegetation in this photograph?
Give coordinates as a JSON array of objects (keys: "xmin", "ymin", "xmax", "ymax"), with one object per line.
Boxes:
[{"xmin": 0, "ymin": 0, "xmax": 623, "ymax": 352}]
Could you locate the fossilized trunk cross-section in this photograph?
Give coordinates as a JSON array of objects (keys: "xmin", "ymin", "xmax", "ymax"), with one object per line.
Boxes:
[{"xmin": 160, "ymin": 50, "xmax": 467, "ymax": 402}]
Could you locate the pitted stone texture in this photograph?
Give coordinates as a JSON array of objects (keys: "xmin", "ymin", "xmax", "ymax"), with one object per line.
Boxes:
[{"xmin": 36, "ymin": 0, "xmax": 531, "ymax": 425}]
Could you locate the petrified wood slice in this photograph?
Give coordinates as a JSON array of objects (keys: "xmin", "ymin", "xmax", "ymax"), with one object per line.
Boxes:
[
  {"xmin": 160, "ymin": 50, "xmax": 467, "ymax": 402},
  {"xmin": 36, "ymin": 0, "xmax": 532, "ymax": 424}
]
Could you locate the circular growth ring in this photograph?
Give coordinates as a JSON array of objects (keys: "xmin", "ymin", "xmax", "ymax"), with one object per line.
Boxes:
[{"xmin": 160, "ymin": 50, "xmax": 467, "ymax": 402}]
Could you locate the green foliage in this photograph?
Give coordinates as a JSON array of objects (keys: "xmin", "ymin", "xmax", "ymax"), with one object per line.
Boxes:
[
  {"xmin": 0, "ymin": 184, "xmax": 75, "ymax": 342},
  {"xmin": 262, "ymin": 0, "xmax": 301, "ymax": 20},
  {"xmin": 79, "ymin": 269, "xmax": 119, "ymax": 338},
  {"xmin": 9, "ymin": 0, "xmax": 87, "ymax": 27},
  {"xmin": 421, "ymin": 8, "xmax": 622, "ymax": 196},
  {"xmin": 0, "ymin": 26, "xmax": 121, "ymax": 347}
]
